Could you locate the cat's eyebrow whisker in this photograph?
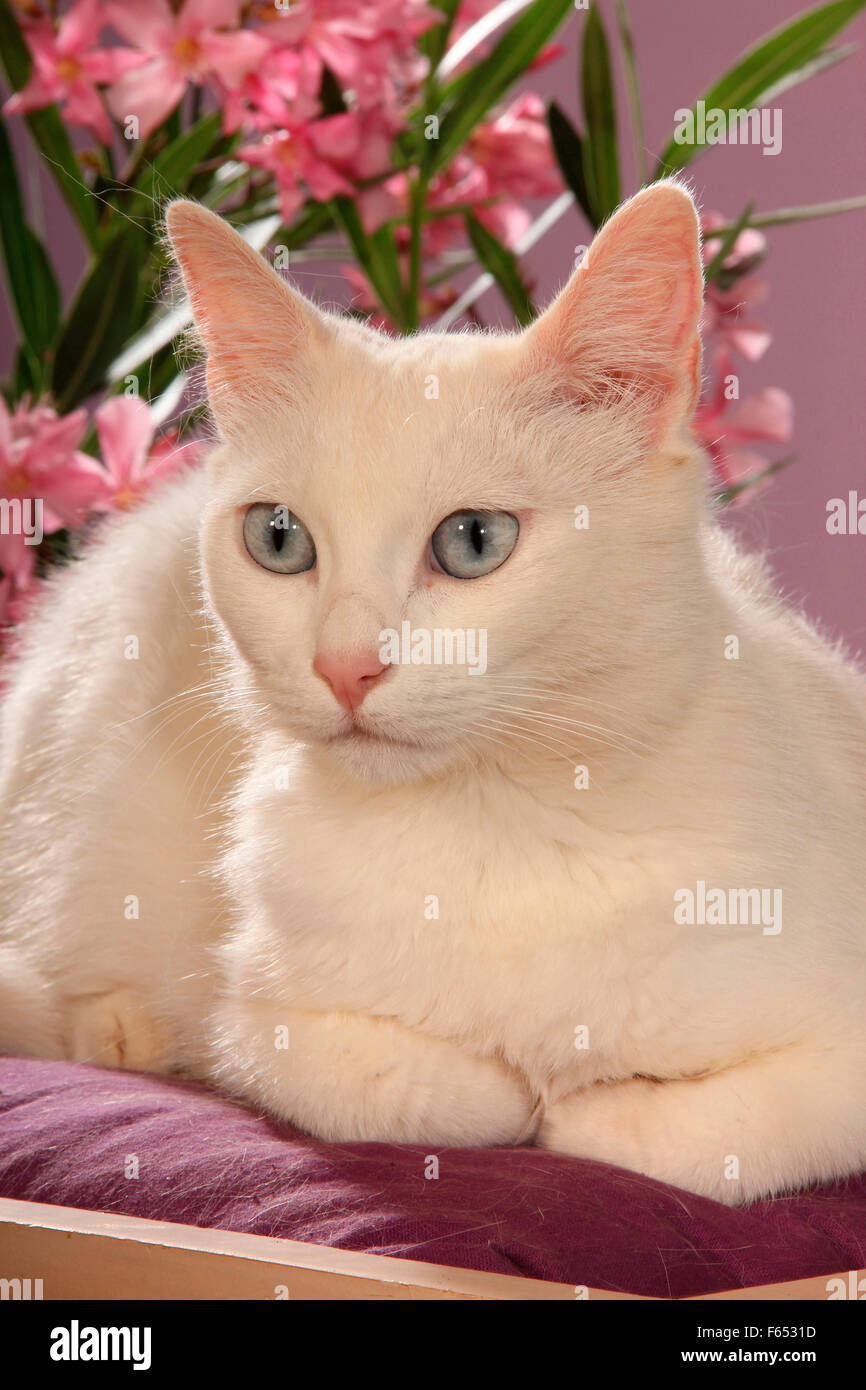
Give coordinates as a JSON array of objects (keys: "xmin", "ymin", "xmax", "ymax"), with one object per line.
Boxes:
[{"xmin": 238, "ymin": 482, "xmax": 286, "ymax": 504}]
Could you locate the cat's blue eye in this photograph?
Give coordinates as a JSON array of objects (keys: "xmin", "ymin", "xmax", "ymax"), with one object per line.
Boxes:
[
  {"xmin": 431, "ymin": 510, "xmax": 519, "ymax": 579},
  {"xmin": 243, "ymin": 504, "xmax": 316, "ymax": 574}
]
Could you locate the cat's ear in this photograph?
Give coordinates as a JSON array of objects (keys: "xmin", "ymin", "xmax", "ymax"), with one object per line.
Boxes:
[
  {"xmin": 522, "ymin": 181, "xmax": 703, "ymax": 437},
  {"xmin": 165, "ymin": 200, "xmax": 328, "ymax": 433}
]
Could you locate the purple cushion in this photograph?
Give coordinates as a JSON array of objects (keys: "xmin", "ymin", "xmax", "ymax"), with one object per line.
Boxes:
[{"xmin": 1, "ymin": 1056, "xmax": 864, "ymax": 1297}]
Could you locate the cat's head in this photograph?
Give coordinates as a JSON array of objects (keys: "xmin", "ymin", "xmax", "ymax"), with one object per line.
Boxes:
[{"xmin": 167, "ymin": 183, "xmax": 706, "ymax": 787}]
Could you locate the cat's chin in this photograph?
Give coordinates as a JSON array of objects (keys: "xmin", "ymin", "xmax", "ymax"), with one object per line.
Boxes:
[{"xmin": 319, "ymin": 726, "xmax": 461, "ymax": 786}]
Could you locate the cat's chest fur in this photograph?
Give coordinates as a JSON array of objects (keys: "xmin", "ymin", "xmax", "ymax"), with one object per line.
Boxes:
[{"xmin": 227, "ymin": 742, "xmax": 710, "ymax": 1089}]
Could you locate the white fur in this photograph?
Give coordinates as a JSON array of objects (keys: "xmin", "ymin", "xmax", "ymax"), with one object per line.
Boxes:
[{"xmin": 1, "ymin": 186, "xmax": 864, "ymax": 1203}]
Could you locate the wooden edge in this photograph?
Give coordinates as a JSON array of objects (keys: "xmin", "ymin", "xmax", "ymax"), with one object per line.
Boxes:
[
  {"xmin": 688, "ymin": 1268, "xmax": 866, "ymax": 1301},
  {"xmin": 0, "ymin": 1198, "xmax": 595, "ymax": 1300},
  {"xmin": 1, "ymin": 1199, "xmax": 857, "ymax": 1301}
]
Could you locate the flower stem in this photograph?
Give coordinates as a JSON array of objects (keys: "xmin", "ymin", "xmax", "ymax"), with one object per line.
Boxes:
[
  {"xmin": 710, "ymin": 196, "xmax": 866, "ymax": 237},
  {"xmin": 406, "ymin": 172, "xmax": 429, "ymax": 333}
]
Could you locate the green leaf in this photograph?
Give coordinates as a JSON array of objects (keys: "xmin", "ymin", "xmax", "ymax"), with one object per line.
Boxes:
[
  {"xmin": 581, "ymin": 2, "xmax": 620, "ymax": 223},
  {"xmin": 0, "ymin": 0, "xmax": 99, "ymax": 248},
  {"xmin": 464, "ymin": 212, "xmax": 536, "ymax": 326},
  {"xmin": 128, "ymin": 113, "xmax": 225, "ymax": 221},
  {"xmin": 614, "ymin": 0, "xmax": 647, "ymax": 187},
  {"xmin": 756, "ymin": 37, "xmax": 858, "ymax": 101},
  {"xmin": 547, "ymin": 101, "xmax": 596, "ymax": 228},
  {"xmin": 419, "ymin": 0, "xmax": 462, "ymax": 72},
  {"xmin": 0, "ymin": 114, "xmax": 60, "ymax": 356},
  {"xmin": 707, "ymin": 193, "xmax": 866, "ymax": 236},
  {"xmin": 369, "ymin": 224, "xmax": 406, "ymax": 325},
  {"xmin": 656, "ymin": 0, "xmax": 866, "ymax": 174},
  {"xmin": 12, "ymin": 341, "xmax": 43, "ymax": 400},
  {"xmin": 333, "ymin": 198, "xmax": 406, "ymax": 327},
  {"xmin": 52, "ymin": 224, "xmax": 147, "ymax": 411},
  {"xmin": 427, "ymin": 0, "xmax": 573, "ymax": 174}
]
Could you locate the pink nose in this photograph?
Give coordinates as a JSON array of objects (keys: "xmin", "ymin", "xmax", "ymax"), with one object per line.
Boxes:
[{"xmin": 313, "ymin": 649, "xmax": 387, "ymax": 712}]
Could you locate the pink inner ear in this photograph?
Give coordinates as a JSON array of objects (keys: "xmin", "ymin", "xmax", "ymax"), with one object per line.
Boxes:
[
  {"xmin": 169, "ymin": 202, "xmax": 317, "ymax": 376},
  {"xmin": 524, "ymin": 190, "xmax": 703, "ymax": 427},
  {"xmin": 189, "ymin": 265, "xmax": 309, "ymax": 371}
]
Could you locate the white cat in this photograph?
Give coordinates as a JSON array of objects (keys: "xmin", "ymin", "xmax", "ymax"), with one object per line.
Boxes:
[{"xmin": 1, "ymin": 183, "xmax": 864, "ymax": 1205}]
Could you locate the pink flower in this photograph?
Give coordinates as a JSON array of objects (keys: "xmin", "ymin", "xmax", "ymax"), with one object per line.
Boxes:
[
  {"xmin": 386, "ymin": 94, "xmax": 561, "ymax": 253},
  {"xmin": 0, "ymin": 530, "xmax": 36, "ymax": 594},
  {"xmin": 0, "ymin": 398, "xmax": 110, "ymax": 534},
  {"xmin": 0, "ymin": 555, "xmax": 45, "ymax": 662},
  {"xmin": 701, "ymin": 214, "xmax": 771, "ymax": 363},
  {"xmin": 221, "ymin": 41, "xmax": 322, "ymax": 136},
  {"xmin": 4, "ymin": 0, "xmax": 146, "ymax": 143},
  {"xmin": 105, "ymin": 0, "xmax": 270, "ymax": 140},
  {"xmin": 308, "ymin": 107, "xmax": 399, "ymax": 227},
  {"xmin": 93, "ymin": 397, "xmax": 200, "ymax": 510},
  {"xmin": 0, "ymin": 564, "xmax": 43, "ymax": 637},
  {"xmin": 0, "ymin": 396, "xmax": 110, "ymax": 640},
  {"xmin": 272, "ymin": 0, "xmax": 434, "ymax": 127},
  {"xmin": 0, "ymin": 395, "xmax": 202, "ymax": 642},
  {"xmin": 240, "ymin": 121, "xmax": 355, "ymax": 223},
  {"xmin": 702, "ymin": 213, "xmax": 766, "ymax": 278},
  {"xmin": 470, "ymin": 94, "xmax": 562, "ymax": 203},
  {"xmin": 694, "ymin": 353, "xmax": 793, "ymax": 493},
  {"xmin": 702, "ymin": 275, "xmax": 771, "ymax": 364}
]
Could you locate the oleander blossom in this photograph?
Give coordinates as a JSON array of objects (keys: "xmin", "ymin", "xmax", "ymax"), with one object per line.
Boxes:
[
  {"xmin": 696, "ymin": 214, "xmax": 792, "ymax": 495},
  {"xmin": 103, "ymin": 0, "xmax": 270, "ymax": 139},
  {"xmin": 441, "ymin": 93, "xmax": 563, "ymax": 247},
  {"xmin": 694, "ymin": 356, "xmax": 793, "ymax": 495},
  {"xmin": 268, "ymin": 0, "xmax": 436, "ymax": 125},
  {"xmin": 351, "ymin": 90, "xmax": 562, "ymax": 262},
  {"xmin": 701, "ymin": 213, "xmax": 771, "ymax": 363},
  {"xmin": 231, "ymin": 2, "xmax": 441, "ymax": 216},
  {"xmin": 0, "ymin": 398, "xmax": 106, "ymax": 540},
  {"xmin": 0, "ymin": 397, "xmax": 200, "ymax": 633},
  {"xmin": 4, "ymin": 0, "xmax": 146, "ymax": 143},
  {"xmin": 240, "ymin": 118, "xmax": 361, "ymax": 224}
]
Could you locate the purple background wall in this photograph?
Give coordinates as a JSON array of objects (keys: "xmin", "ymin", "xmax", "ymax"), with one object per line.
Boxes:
[{"xmin": 2, "ymin": 1, "xmax": 865, "ymax": 649}]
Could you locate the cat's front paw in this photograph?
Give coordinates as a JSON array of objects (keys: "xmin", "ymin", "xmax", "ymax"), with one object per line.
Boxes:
[{"xmin": 208, "ymin": 999, "xmax": 535, "ymax": 1147}]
